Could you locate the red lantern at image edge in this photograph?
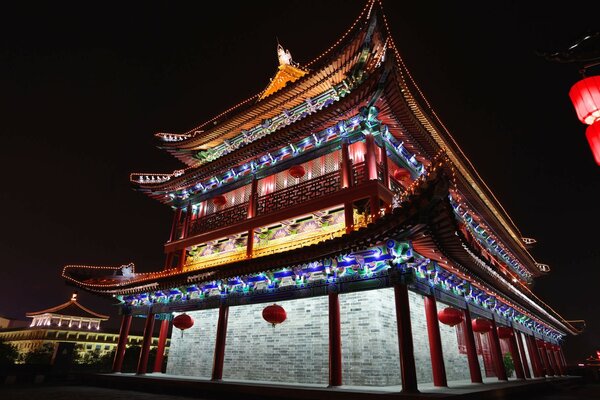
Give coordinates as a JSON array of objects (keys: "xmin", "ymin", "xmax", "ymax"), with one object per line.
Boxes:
[
  {"xmin": 212, "ymin": 194, "xmax": 227, "ymax": 206},
  {"xmin": 173, "ymin": 313, "xmax": 194, "ymax": 338},
  {"xmin": 262, "ymin": 304, "xmax": 287, "ymax": 326},
  {"xmin": 289, "ymin": 165, "xmax": 306, "ymax": 179},
  {"xmin": 497, "ymin": 326, "xmax": 513, "ymax": 339},
  {"xmin": 471, "ymin": 318, "xmax": 493, "ymax": 333},
  {"xmin": 569, "ymin": 75, "xmax": 600, "ymax": 125},
  {"xmin": 437, "ymin": 307, "xmax": 464, "ymax": 327},
  {"xmin": 586, "ymin": 122, "xmax": 600, "ymax": 165}
]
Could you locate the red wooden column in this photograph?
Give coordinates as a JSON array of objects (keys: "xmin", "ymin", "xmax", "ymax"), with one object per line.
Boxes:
[
  {"xmin": 379, "ymin": 142, "xmax": 390, "ymax": 189},
  {"xmin": 136, "ymin": 313, "xmax": 155, "ymax": 375},
  {"xmin": 559, "ymin": 346, "xmax": 568, "ymax": 372},
  {"xmin": 526, "ymin": 335, "xmax": 544, "ymax": 378},
  {"xmin": 515, "ymin": 331, "xmax": 531, "ymax": 378},
  {"xmin": 546, "ymin": 344, "xmax": 560, "ymax": 376},
  {"xmin": 394, "ymin": 284, "xmax": 418, "ymax": 393},
  {"xmin": 328, "ymin": 292, "xmax": 342, "ymax": 387},
  {"xmin": 212, "ymin": 305, "xmax": 229, "ymax": 380},
  {"xmin": 246, "ymin": 178, "xmax": 258, "ymax": 258},
  {"xmin": 112, "ymin": 314, "xmax": 132, "ymax": 373},
  {"xmin": 552, "ymin": 347, "xmax": 564, "ymax": 375},
  {"xmin": 165, "ymin": 208, "xmax": 183, "ymax": 269},
  {"xmin": 537, "ymin": 340, "xmax": 553, "ymax": 376},
  {"xmin": 341, "ymin": 141, "xmax": 352, "ymax": 189},
  {"xmin": 462, "ymin": 308, "xmax": 483, "ymax": 383},
  {"xmin": 508, "ymin": 330, "xmax": 525, "ymax": 379},
  {"xmin": 365, "ymin": 134, "xmax": 378, "ymax": 181},
  {"xmin": 424, "ymin": 295, "xmax": 447, "ymax": 387},
  {"xmin": 365, "ymin": 134, "xmax": 380, "ymax": 220},
  {"xmin": 177, "ymin": 203, "xmax": 192, "ymax": 270},
  {"xmin": 153, "ymin": 318, "xmax": 170, "ymax": 373},
  {"xmin": 489, "ymin": 319, "xmax": 508, "ymax": 380},
  {"xmin": 341, "ymin": 141, "xmax": 354, "ymax": 233}
]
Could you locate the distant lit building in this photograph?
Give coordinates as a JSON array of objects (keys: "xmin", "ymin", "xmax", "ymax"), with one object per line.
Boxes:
[{"xmin": 0, "ymin": 293, "xmax": 169, "ymax": 360}]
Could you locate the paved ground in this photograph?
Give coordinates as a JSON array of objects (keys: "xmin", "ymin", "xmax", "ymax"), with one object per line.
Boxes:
[
  {"xmin": 1, "ymin": 383, "xmax": 599, "ymax": 400},
  {"xmin": 0, "ymin": 385, "xmax": 213, "ymax": 400}
]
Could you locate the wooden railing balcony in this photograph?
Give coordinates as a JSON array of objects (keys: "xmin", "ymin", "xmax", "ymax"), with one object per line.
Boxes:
[
  {"xmin": 256, "ymin": 169, "xmax": 342, "ymax": 216},
  {"xmin": 175, "ymin": 161, "xmax": 390, "ymax": 247},
  {"xmin": 188, "ymin": 201, "xmax": 249, "ymax": 236}
]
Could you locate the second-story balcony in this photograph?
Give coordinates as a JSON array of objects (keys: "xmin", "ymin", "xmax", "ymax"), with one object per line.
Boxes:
[{"xmin": 169, "ymin": 161, "xmax": 403, "ymax": 253}]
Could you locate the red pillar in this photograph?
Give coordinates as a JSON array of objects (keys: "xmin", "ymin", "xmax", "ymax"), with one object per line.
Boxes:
[
  {"xmin": 552, "ymin": 348, "xmax": 564, "ymax": 375},
  {"xmin": 112, "ymin": 314, "xmax": 132, "ymax": 373},
  {"xmin": 546, "ymin": 344, "xmax": 559, "ymax": 376},
  {"xmin": 424, "ymin": 295, "xmax": 447, "ymax": 387},
  {"xmin": 328, "ymin": 292, "xmax": 342, "ymax": 387},
  {"xmin": 212, "ymin": 305, "xmax": 229, "ymax": 380},
  {"xmin": 380, "ymin": 142, "xmax": 390, "ymax": 188},
  {"xmin": 508, "ymin": 330, "xmax": 525, "ymax": 379},
  {"xmin": 136, "ymin": 313, "xmax": 155, "ymax": 375},
  {"xmin": 488, "ymin": 319, "xmax": 508, "ymax": 381},
  {"xmin": 515, "ymin": 330, "xmax": 531, "ymax": 379},
  {"xmin": 462, "ymin": 308, "xmax": 482, "ymax": 383},
  {"xmin": 247, "ymin": 178, "xmax": 258, "ymax": 218},
  {"xmin": 341, "ymin": 141, "xmax": 352, "ymax": 189},
  {"xmin": 394, "ymin": 284, "xmax": 418, "ymax": 393},
  {"xmin": 537, "ymin": 340, "xmax": 553, "ymax": 376},
  {"xmin": 365, "ymin": 134, "xmax": 378, "ymax": 181},
  {"xmin": 153, "ymin": 318, "xmax": 170, "ymax": 373},
  {"xmin": 246, "ymin": 178, "xmax": 258, "ymax": 258},
  {"xmin": 526, "ymin": 335, "xmax": 544, "ymax": 378},
  {"xmin": 169, "ymin": 209, "xmax": 182, "ymax": 242},
  {"xmin": 559, "ymin": 347, "xmax": 568, "ymax": 371},
  {"xmin": 165, "ymin": 209, "xmax": 182, "ymax": 270},
  {"xmin": 341, "ymin": 142, "xmax": 354, "ymax": 233}
]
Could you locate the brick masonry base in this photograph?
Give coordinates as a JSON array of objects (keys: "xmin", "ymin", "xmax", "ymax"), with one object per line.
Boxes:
[{"xmin": 167, "ymin": 288, "xmax": 472, "ymax": 386}]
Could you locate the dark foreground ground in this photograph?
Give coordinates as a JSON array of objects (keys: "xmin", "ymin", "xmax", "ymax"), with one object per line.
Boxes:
[{"xmin": 1, "ymin": 381, "xmax": 600, "ymax": 400}]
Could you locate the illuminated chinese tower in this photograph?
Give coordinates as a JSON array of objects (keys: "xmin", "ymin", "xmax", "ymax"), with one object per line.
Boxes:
[{"xmin": 63, "ymin": 0, "xmax": 581, "ymax": 390}]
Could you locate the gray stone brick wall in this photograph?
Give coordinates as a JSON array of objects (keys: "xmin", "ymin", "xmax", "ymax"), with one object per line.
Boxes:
[
  {"xmin": 166, "ymin": 288, "xmax": 471, "ymax": 386},
  {"xmin": 222, "ymin": 296, "xmax": 329, "ymax": 384},
  {"xmin": 437, "ymin": 301, "xmax": 471, "ymax": 382},
  {"xmin": 339, "ymin": 289, "xmax": 401, "ymax": 386},
  {"xmin": 166, "ymin": 308, "xmax": 218, "ymax": 377}
]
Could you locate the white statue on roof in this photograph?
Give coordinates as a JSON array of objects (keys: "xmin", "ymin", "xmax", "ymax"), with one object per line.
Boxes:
[{"xmin": 277, "ymin": 43, "xmax": 293, "ymax": 66}]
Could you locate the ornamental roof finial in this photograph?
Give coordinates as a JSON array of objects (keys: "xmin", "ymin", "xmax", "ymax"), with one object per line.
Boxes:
[{"xmin": 277, "ymin": 43, "xmax": 293, "ymax": 66}]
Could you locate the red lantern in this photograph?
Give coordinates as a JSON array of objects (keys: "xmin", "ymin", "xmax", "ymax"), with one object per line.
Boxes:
[
  {"xmin": 569, "ymin": 76, "xmax": 600, "ymax": 125},
  {"xmin": 437, "ymin": 307, "xmax": 464, "ymax": 327},
  {"xmin": 212, "ymin": 195, "xmax": 227, "ymax": 207},
  {"xmin": 393, "ymin": 168, "xmax": 411, "ymax": 182},
  {"xmin": 471, "ymin": 318, "xmax": 493, "ymax": 333},
  {"xmin": 173, "ymin": 313, "xmax": 194, "ymax": 338},
  {"xmin": 497, "ymin": 326, "xmax": 513, "ymax": 339},
  {"xmin": 262, "ymin": 303, "xmax": 287, "ymax": 326},
  {"xmin": 289, "ymin": 165, "xmax": 305, "ymax": 179},
  {"xmin": 586, "ymin": 122, "xmax": 600, "ymax": 165}
]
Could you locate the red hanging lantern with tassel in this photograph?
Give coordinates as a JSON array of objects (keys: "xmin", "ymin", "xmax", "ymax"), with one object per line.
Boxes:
[
  {"xmin": 173, "ymin": 313, "xmax": 194, "ymax": 338},
  {"xmin": 586, "ymin": 122, "xmax": 600, "ymax": 165},
  {"xmin": 569, "ymin": 76, "xmax": 600, "ymax": 125},
  {"xmin": 262, "ymin": 304, "xmax": 287, "ymax": 327},
  {"xmin": 569, "ymin": 75, "xmax": 600, "ymax": 165},
  {"xmin": 212, "ymin": 195, "xmax": 227, "ymax": 207},
  {"xmin": 289, "ymin": 165, "xmax": 305, "ymax": 179},
  {"xmin": 437, "ymin": 307, "xmax": 464, "ymax": 327},
  {"xmin": 471, "ymin": 318, "xmax": 493, "ymax": 333}
]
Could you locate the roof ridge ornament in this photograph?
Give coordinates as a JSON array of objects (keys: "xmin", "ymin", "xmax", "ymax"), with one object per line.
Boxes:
[{"xmin": 277, "ymin": 43, "xmax": 294, "ymax": 66}]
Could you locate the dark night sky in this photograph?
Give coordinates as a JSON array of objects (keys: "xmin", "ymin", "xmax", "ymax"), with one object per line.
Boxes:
[{"xmin": 1, "ymin": 1, "xmax": 598, "ymax": 361}]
